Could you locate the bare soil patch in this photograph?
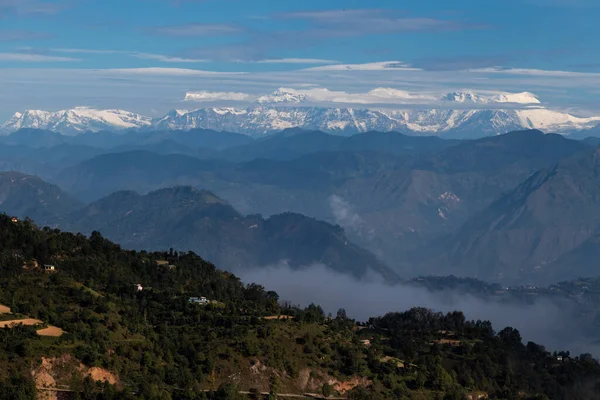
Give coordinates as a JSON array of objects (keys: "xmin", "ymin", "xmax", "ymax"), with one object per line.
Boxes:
[
  {"xmin": 0, "ymin": 318, "xmax": 42, "ymax": 328},
  {"xmin": 37, "ymin": 326, "xmax": 65, "ymax": 337},
  {"xmin": 87, "ymin": 367, "xmax": 118, "ymax": 385},
  {"xmin": 0, "ymin": 304, "xmax": 10, "ymax": 314}
]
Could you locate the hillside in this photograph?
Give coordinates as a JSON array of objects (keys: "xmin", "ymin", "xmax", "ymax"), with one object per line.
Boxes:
[
  {"xmin": 45, "ymin": 129, "xmax": 592, "ymax": 278},
  {"xmin": 0, "ymin": 128, "xmax": 596, "ymax": 283},
  {"xmin": 218, "ymin": 130, "xmax": 457, "ymax": 162},
  {"xmin": 329, "ymin": 131, "xmax": 590, "ymax": 269},
  {"xmin": 432, "ymin": 147, "xmax": 600, "ymax": 283},
  {"xmin": 60, "ymin": 186, "xmax": 398, "ymax": 281},
  {"xmin": 0, "ymin": 171, "xmax": 82, "ymax": 223},
  {"xmin": 53, "ymin": 151, "xmax": 230, "ymax": 202},
  {"xmin": 1, "ymin": 214, "xmax": 600, "ymax": 399}
]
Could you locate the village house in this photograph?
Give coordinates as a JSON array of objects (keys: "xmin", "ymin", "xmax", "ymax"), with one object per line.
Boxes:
[
  {"xmin": 11, "ymin": 217, "xmax": 18, "ymax": 223},
  {"xmin": 155, "ymin": 260, "xmax": 176, "ymax": 270},
  {"xmin": 44, "ymin": 264, "xmax": 56, "ymax": 272},
  {"xmin": 135, "ymin": 284, "xmax": 143, "ymax": 292},
  {"xmin": 188, "ymin": 296, "xmax": 209, "ymax": 305}
]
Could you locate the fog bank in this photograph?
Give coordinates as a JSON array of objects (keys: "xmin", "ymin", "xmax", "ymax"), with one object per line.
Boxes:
[{"xmin": 238, "ymin": 264, "xmax": 600, "ymax": 357}]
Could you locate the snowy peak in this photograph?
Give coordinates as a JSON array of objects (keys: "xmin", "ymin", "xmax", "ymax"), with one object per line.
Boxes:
[
  {"xmin": 442, "ymin": 91, "xmax": 481, "ymax": 103},
  {"xmin": 1, "ymin": 107, "xmax": 151, "ymax": 135},
  {"xmin": 255, "ymin": 88, "xmax": 308, "ymax": 104},
  {"xmin": 442, "ymin": 91, "xmax": 541, "ymax": 105},
  {"xmin": 515, "ymin": 108, "xmax": 600, "ymax": 130},
  {"xmin": 2, "ymin": 110, "xmax": 53, "ymax": 132},
  {"xmin": 3, "ymin": 104, "xmax": 600, "ymax": 139},
  {"xmin": 492, "ymin": 92, "xmax": 540, "ymax": 105}
]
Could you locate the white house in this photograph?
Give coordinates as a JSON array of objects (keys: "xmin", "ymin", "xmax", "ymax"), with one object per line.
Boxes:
[{"xmin": 188, "ymin": 296, "xmax": 209, "ymax": 305}]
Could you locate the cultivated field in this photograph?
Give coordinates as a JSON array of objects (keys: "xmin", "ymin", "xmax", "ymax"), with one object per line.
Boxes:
[
  {"xmin": 37, "ymin": 326, "xmax": 65, "ymax": 337},
  {"xmin": 0, "ymin": 318, "xmax": 42, "ymax": 328}
]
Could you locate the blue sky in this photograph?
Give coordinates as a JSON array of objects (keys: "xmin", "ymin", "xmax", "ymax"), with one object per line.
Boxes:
[{"xmin": 1, "ymin": 0, "xmax": 599, "ymax": 119}]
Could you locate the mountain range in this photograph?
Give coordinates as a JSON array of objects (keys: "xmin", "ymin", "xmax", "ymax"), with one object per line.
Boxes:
[
  {"xmin": 431, "ymin": 146, "xmax": 600, "ymax": 283},
  {"xmin": 2, "ymin": 89, "xmax": 600, "ymax": 138},
  {"xmin": 1, "ymin": 126, "xmax": 600, "ymax": 285},
  {"xmin": 0, "ymin": 171, "xmax": 397, "ymax": 281}
]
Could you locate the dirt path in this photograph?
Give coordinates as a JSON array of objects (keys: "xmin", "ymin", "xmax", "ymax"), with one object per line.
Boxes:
[
  {"xmin": 0, "ymin": 318, "xmax": 42, "ymax": 328},
  {"xmin": 37, "ymin": 326, "xmax": 65, "ymax": 337},
  {"xmin": 0, "ymin": 304, "xmax": 11, "ymax": 314}
]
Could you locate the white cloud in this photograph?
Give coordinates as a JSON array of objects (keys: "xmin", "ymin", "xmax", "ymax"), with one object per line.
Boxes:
[
  {"xmin": 0, "ymin": 30, "xmax": 50, "ymax": 41},
  {"xmin": 0, "ymin": 0, "xmax": 64, "ymax": 16},
  {"xmin": 0, "ymin": 53, "xmax": 78, "ymax": 62},
  {"xmin": 1, "ymin": 61, "xmax": 599, "ymax": 121},
  {"xmin": 101, "ymin": 67, "xmax": 247, "ymax": 76},
  {"xmin": 49, "ymin": 48, "xmax": 208, "ymax": 63},
  {"xmin": 471, "ymin": 67, "xmax": 600, "ymax": 78},
  {"xmin": 150, "ymin": 23, "xmax": 243, "ymax": 37},
  {"xmin": 50, "ymin": 48, "xmax": 122, "ymax": 54},
  {"xmin": 132, "ymin": 53, "xmax": 208, "ymax": 63},
  {"xmin": 296, "ymin": 87, "xmax": 435, "ymax": 104},
  {"xmin": 252, "ymin": 86, "xmax": 540, "ymax": 106},
  {"xmin": 255, "ymin": 58, "xmax": 339, "ymax": 64},
  {"xmin": 276, "ymin": 9, "xmax": 486, "ymax": 37},
  {"xmin": 185, "ymin": 91, "xmax": 251, "ymax": 101},
  {"xmin": 304, "ymin": 61, "xmax": 421, "ymax": 71}
]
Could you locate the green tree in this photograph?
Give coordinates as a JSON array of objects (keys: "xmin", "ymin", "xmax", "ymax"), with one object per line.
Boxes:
[
  {"xmin": 269, "ymin": 374, "xmax": 282, "ymax": 398},
  {"xmin": 322, "ymin": 383, "xmax": 334, "ymax": 398},
  {"xmin": 215, "ymin": 383, "xmax": 244, "ymax": 400}
]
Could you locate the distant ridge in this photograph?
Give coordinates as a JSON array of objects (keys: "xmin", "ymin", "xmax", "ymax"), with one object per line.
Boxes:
[
  {"xmin": 3, "ymin": 89, "xmax": 600, "ymax": 138},
  {"xmin": 60, "ymin": 186, "xmax": 400, "ymax": 281}
]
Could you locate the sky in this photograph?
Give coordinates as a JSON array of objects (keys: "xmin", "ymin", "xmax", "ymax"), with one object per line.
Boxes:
[{"xmin": 1, "ymin": 0, "xmax": 600, "ymax": 120}]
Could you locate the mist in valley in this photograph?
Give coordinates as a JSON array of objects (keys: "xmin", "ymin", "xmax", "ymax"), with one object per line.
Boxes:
[{"xmin": 238, "ymin": 263, "xmax": 600, "ymax": 358}]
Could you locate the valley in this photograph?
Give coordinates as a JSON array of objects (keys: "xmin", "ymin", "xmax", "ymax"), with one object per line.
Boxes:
[
  {"xmin": 5, "ymin": 1, "xmax": 600, "ymax": 398},
  {"xmin": 3, "ymin": 125, "xmax": 600, "ymax": 398}
]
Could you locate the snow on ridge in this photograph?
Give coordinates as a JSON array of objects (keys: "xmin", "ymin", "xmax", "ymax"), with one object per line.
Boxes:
[
  {"xmin": 442, "ymin": 91, "xmax": 540, "ymax": 105},
  {"xmin": 1, "ymin": 107, "xmax": 151, "ymax": 135},
  {"xmin": 515, "ymin": 108, "xmax": 600, "ymax": 130},
  {"xmin": 3, "ymin": 102, "xmax": 600, "ymax": 137},
  {"xmin": 256, "ymin": 88, "xmax": 308, "ymax": 104},
  {"xmin": 255, "ymin": 87, "xmax": 437, "ymax": 105},
  {"xmin": 185, "ymin": 91, "xmax": 251, "ymax": 102},
  {"xmin": 212, "ymin": 107, "xmax": 248, "ymax": 115},
  {"xmin": 203, "ymin": 87, "xmax": 543, "ymax": 107}
]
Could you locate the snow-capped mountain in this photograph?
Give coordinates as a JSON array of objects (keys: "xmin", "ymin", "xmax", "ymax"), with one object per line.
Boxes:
[
  {"xmin": 152, "ymin": 102, "xmax": 600, "ymax": 138},
  {"xmin": 1, "ymin": 107, "xmax": 152, "ymax": 136},
  {"xmin": 441, "ymin": 91, "xmax": 540, "ymax": 105},
  {"xmin": 3, "ymin": 89, "xmax": 600, "ymax": 138},
  {"xmin": 255, "ymin": 88, "xmax": 309, "ymax": 104}
]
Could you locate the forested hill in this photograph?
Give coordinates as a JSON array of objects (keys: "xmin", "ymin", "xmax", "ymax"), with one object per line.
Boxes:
[{"xmin": 1, "ymin": 214, "xmax": 600, "ymax": 400}]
